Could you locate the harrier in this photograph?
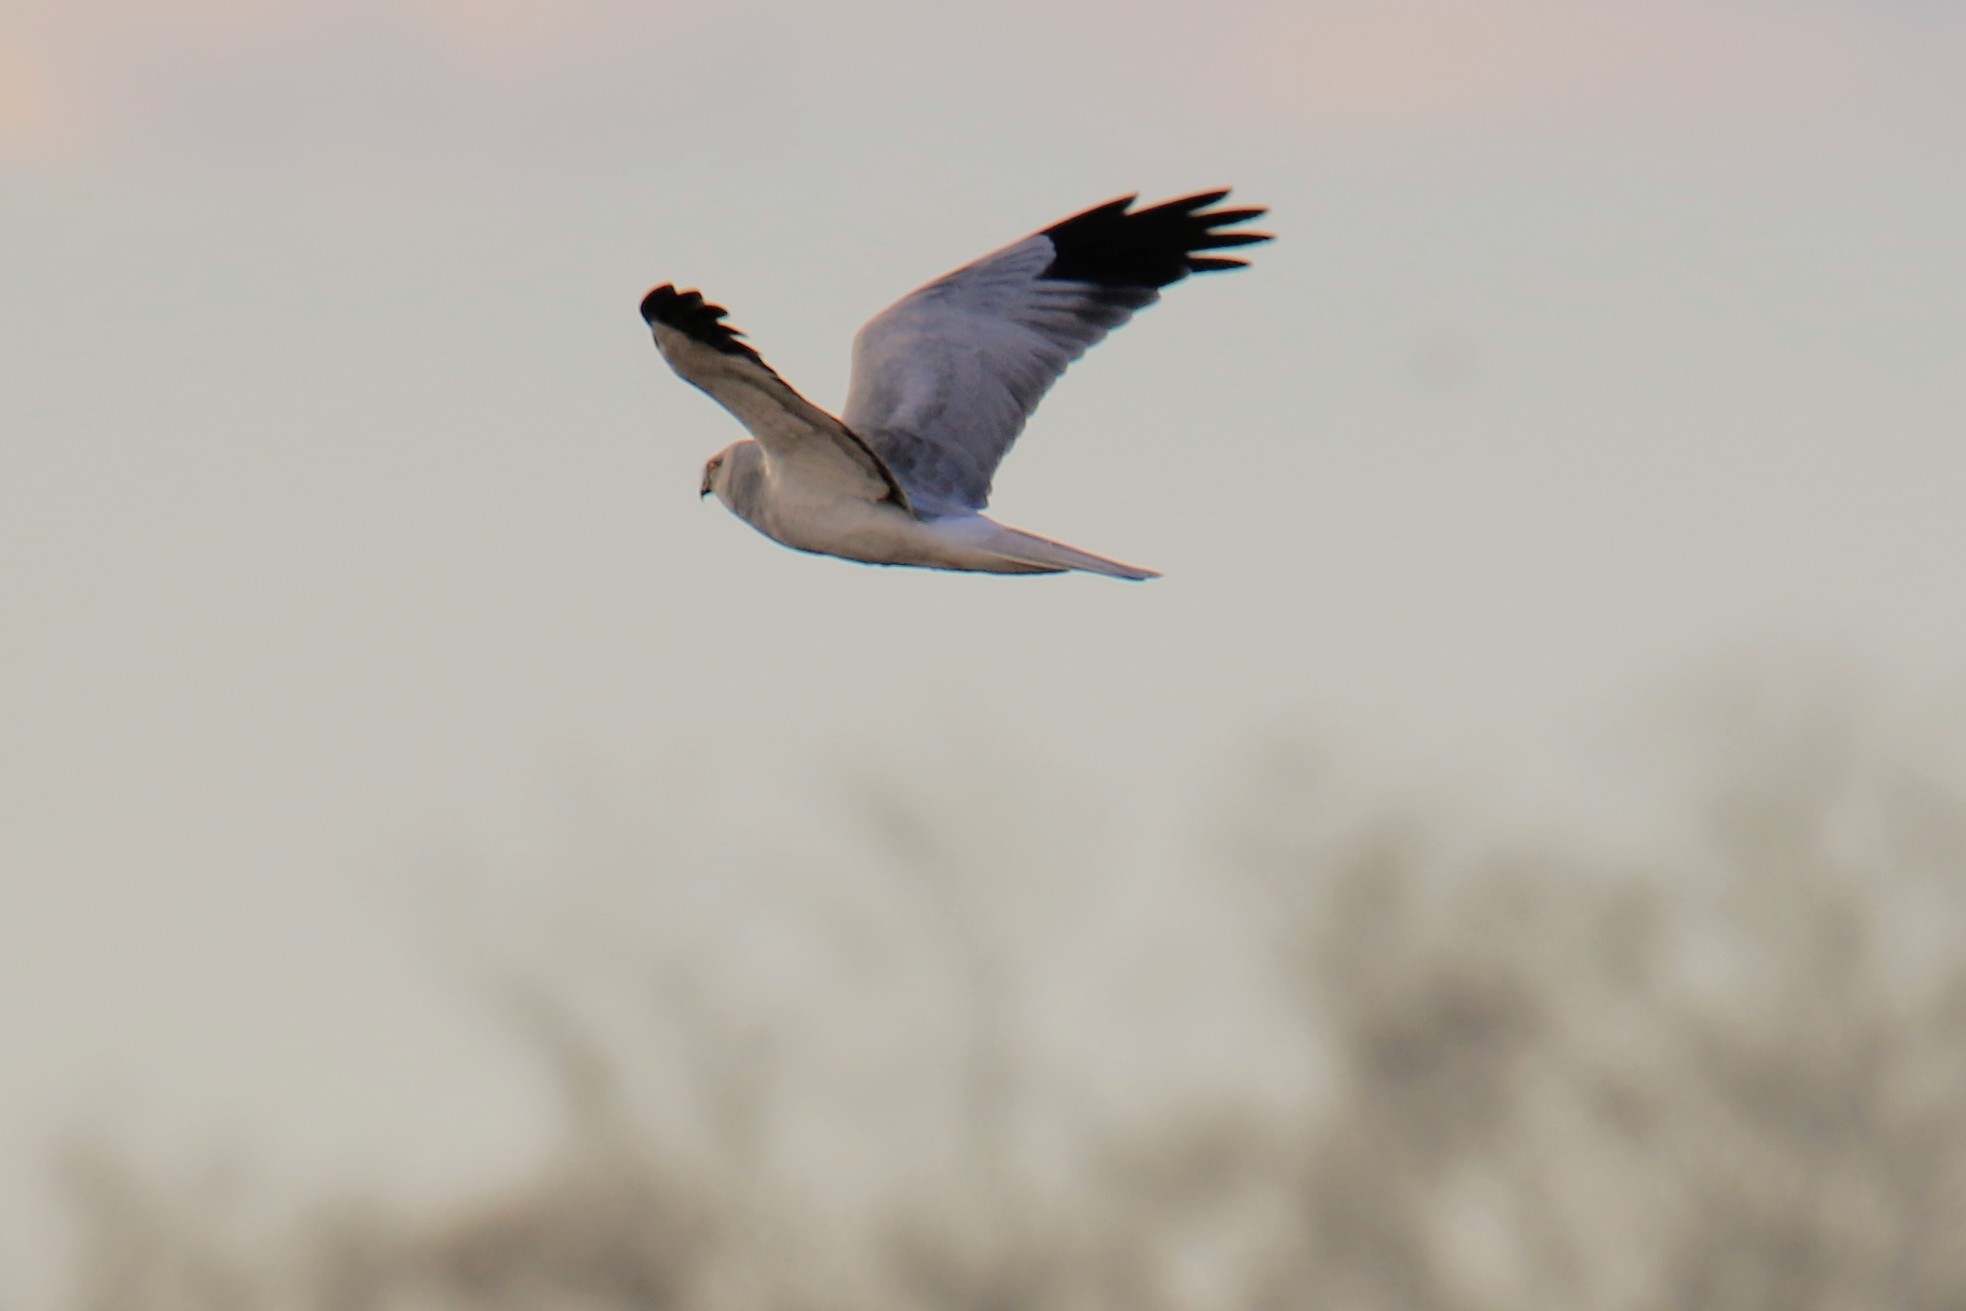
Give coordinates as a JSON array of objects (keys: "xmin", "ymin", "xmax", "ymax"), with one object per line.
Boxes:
[{"xmin": 640, "ymin": 190, "xmax": 1270, "ymax": 580}]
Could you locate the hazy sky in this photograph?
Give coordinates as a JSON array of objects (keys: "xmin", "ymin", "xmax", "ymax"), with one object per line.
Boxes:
[{"xmin": 4, "ymin": 0, "xmax": 1965, "ymax": 1299}]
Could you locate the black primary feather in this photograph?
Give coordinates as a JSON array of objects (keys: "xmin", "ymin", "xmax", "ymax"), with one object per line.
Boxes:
[
  {"xmin": 1039, "ymin": 190, "xmax": 1273, "ymax": 290},
  {"xmin": 639, "ymin": 284, "xmax": 765, "ymax": 365}
]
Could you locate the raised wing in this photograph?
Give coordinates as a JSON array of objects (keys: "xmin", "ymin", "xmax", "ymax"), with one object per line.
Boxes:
[
  {"xmin": 840, "ymin": 191, "xmax": 1270, "ymax": 516},
  {"xmin": 640, "ymin": 285, "xmax": 906, "ymax": 506}
]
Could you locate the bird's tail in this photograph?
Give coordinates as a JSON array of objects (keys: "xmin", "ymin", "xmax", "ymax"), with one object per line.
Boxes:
[{"xmin": 980, "ymin": 522, "xmax": 1161, "ymax": 581}]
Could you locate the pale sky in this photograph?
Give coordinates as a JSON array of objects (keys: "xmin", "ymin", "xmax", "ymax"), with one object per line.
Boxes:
[{"xmin": 4, "ymin": 0, "xmax": 1965, "ymax": 1300}]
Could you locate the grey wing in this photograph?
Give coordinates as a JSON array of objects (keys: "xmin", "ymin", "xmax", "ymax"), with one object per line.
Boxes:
[
  {"xmin": 641, "ymin": 285, "xmax": 906, "ymax": 506},
  {"xmin": 840, "ymin": 191, "xmax": 1271, "ymax": 516}
]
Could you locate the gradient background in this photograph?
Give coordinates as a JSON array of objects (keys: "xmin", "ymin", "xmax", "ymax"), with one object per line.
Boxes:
[{"xmin": 4, "ymin": 1, "xmax": 1965, "ymax": 1305}]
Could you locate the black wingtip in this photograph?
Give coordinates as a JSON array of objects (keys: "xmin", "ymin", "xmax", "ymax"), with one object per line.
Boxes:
[
  {"xmin": 638, "ymin": 283, "xmax": 763, "ymax": 364},
  {"xmin": 1040, "ymin": 189, "xmax": 1273, "ymax": 290},
  {"xmin": 638, "ymin": 282, "xmax": 680, "ymax": 326}
]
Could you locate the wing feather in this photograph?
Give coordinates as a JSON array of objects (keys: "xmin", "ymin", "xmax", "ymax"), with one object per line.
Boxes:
[
  {"xmin": 641, "ymin": 285, "xmax": 905, "ymax": 506},
  {"xmin": 841, "ymin": 191, "xmax": 1270, "ymax": 515}
]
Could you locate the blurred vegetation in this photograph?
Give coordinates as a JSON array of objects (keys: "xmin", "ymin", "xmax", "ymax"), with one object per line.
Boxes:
[{"xmin": 55, "ymin": 697, "xmax": 1966, "ymax": 1311}]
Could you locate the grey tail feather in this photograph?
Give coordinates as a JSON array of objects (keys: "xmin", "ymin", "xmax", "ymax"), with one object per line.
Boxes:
[{"xmin": 988, "ymin": 526, "xmax": 1161, "ymax": 581}]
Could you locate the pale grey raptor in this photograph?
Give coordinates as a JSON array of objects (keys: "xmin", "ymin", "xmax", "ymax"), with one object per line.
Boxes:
[{"xmin": 639, "ymin": 190, "xmax": 1271, "ymax": 580}]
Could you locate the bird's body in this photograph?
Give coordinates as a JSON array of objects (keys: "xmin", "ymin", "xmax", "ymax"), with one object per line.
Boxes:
[
  {"xmin": 641, "ymin": 190, "xmax": 1270, "ymax": 580},
  {"xmin": 698, "ymin": 438, "xmax": 1164, "ymax": 579}
]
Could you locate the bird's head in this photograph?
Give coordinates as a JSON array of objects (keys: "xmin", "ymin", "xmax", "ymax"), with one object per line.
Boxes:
[{"xmin": 699, "ymin": 441, "xmax": 753, "ymax": 510}]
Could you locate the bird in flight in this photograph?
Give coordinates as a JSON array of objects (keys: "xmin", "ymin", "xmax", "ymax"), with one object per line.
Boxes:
[{"xmin": 639, "ymin": 190, "xmax": 1270, "ymax": 581}]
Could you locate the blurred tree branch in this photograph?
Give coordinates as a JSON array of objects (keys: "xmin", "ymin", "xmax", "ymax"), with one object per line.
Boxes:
[{"xmin": 51, "ymin": 687, "xmax": 1966, "ymax": 1310}]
